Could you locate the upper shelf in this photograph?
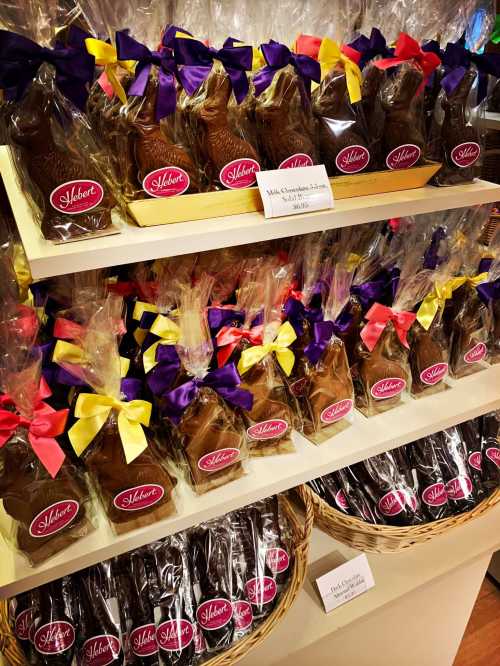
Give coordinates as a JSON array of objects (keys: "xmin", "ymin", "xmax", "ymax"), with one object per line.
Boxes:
[
  {"xmin": 2, "ymin": 146, "xmax": 500, "ymax": 280},
  {"xmin": 1, "ymin": 363, "xmax": 499, "ymax": 599}
]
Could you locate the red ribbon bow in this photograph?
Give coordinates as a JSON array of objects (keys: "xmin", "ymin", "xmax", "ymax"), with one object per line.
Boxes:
[
  {"xmin": 360, "ymin": 303, "xmax": 416, "ymax": 352},
  {"xmin": 53, "ymin": 317, "xmax": 84, "ymax": 340},
  {"xmin": 216, "ymin": 325, "xmax": 264, "ymax": 367},
  {"xmin": 374, "ymin": 32, "xmax": 441, "ymax": 84}
]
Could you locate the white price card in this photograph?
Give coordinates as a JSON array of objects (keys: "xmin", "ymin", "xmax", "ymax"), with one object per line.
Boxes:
[
  {"xmin": 316, "ymin": 554, "xmax": 375, "ymax": 613},
  {"xmin": 256, "ymin": 165, "xmax": 334, "ymax": 219}
]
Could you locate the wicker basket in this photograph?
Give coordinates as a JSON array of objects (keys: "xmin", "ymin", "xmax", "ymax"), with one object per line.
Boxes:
[
  {"xmin": 0, "ymin": 487, "xmax": 313, "ymax": 666},
  {"xmin": 303, "ymin": 484, "xmax": 500, "ymax": 554}
]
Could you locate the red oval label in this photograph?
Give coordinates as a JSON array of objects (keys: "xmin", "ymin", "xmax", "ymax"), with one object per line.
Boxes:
[
  {"xmin": 29, "ymin": 500, "xmax": 79, "ymax": 538},
  {"xmin": 34, "ymin": 621, "xmax": 75, "ymax": 655},
  {"xmin": 113, "ymin": 484, "xmax": 164, "ymax": 512},
  {"xmin": 130, "ymin": 624, "xmax": 158, "ymax": 657},
  {"xmin": 143, "ymin": 167, "xmax": 190, "ymax": 197},
  {"xmin": 232, "ymin": 601, "xmax": 253, "ymax": 631},
  {"xmin": 335, "ymin": 145, "xmax": 370, "ymax": 174},
  {"xmin": 320, "ymin": 398, "xmax": 353, "ymax": 424},
  {"xmin": 420, "ymin": 362, "xmax": 448, "ymax": 386},
  {"xmin": 50, "ymin": 180, "xmax": 104, "ymax": 214},
  {"xmin": 278, "ymin": 153, "xmax": 314, "ymax": 169},
  {"xmin": 266, "ymin": 547, "xmax": 290, "ymax": 574},
  {"xmin": 157, "ymin": 619, "xmax": 193, "ymax": 652},
  {"xmin": 370, "ymin": 378, "xmax": 406, "ymax": 400},
  {"xmin": 247, "ymin": 419, "xmax": 288, "ymax": 440},
  {"xmin": 451, "ymin": 142, "xmax": 480, "ymax": 168},
  {"xmin": 386, "ymin": 144, "xmax": 421, "ymax": 170},
  {"xmin": 335, "ymin": 489, "xmax": 349, "ymax": 511},
  {"xmin": 82, "ymin": 635, "xmax": 121, "ymax": 666},
  {"xmin": 193, "ymin": 624, "xmax": 206, "ymax": 655},
  {"xmin": 486, "ymin": 447, "xmax": 500, "ymax": 468},
  {"xmin": 378, "ymin": 490, "xmax": 406, "ymax": 517},
  {"xmin": 464, "ymin": 342, "xmax": 487, "ymax": 364},
  {"xmin": 196, "ymin": 599, "xmax": 233, "ymax": 631},
  {"xmin": 245, "ymin": 576, "xmax": 277, "ymax": 606},
  {"xmin": 197, "ymin": 448, "xmax": 240, "ymax": 473},
  {"xmin": 219, "ymin": 158, "xmax": 260, "ymax": 189},
  {"xmin": 15, "ymin": 609, "xmax": 33, "ymax": 641},
  {"xmin": 446, "ymin": 476, "xmax": 473, "ymax": 500},
  {"xmin": 468, "ymin": 451, "xmax": 482, "ymax": 471},
  {"xmin": 422, "ymin": 482, "xmax": 448, "ymax": 507}
]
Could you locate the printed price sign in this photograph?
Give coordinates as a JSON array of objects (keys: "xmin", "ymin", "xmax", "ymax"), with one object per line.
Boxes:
[
  {"xmin": 256, "ymin": 165, "xmax": 334, "ymax": 218},
  {"xmin": 316, "ymin": 554, "xmax": 375, "ymax": 613}
]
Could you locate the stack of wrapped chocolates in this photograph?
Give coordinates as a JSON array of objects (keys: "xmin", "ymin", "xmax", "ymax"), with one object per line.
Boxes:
[
  {"xmin": 8, "ymin": 494, "xmax": 293, "ymax": 665},
  {"xmin": 308, "ymin": 412, "xmax": 500, "ymax": 525},
  {"xmin": 0, "ymin": 1, "xmax": 499, "ymax": 241},
  {"xmin": 1, "ymin": 202, "xmax": 499, "ymax": 566}
]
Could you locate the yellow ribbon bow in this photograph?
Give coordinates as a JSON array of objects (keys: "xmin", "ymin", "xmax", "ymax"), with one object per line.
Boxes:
[
  {"xmin": 143, "ymin": 314, "xmax": 180, "ymax": 373},
  {"xmin": 132, "ymin": 301, "xmax": 159, "ymax": 345},
  {"xmin": 13, "ymin": 244, "xmax": 32, "ymax": 301},
  {"xmin": 53, "ymin": 340, "xmax": 130, "ymax": 377},
  {"xmin": 85, "ymin": 38, "xmax": 135, "ymax": 105},
  {"xmin": 68, "ymin": 393, "xmax": 152, "ymax": 463},
  {"xmin": 416, "ymin": 273, "xmax": 488, "ymax": 330},
  {"xmin": 317, "ymin": 37, "xmax": 362, "ymax": 102},
  {"xmin": 238, "ymin": 321, "xmax": 296, "ymax": 376},
  {"xmin": 252, "ymin": 46, "xmax": 265, "ymax": 71}
]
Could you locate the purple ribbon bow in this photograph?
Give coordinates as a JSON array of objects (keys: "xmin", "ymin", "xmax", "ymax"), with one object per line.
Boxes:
[
  {"xmin": 115, "ymin": 30, "xmax": 178, "ymax": 119},
  {"xmin": 0, "ymin": 29, "xmax": 95, "ymax": 110},
  {"xmin": 253, "ymin": 40, "xmax": 321, "ymax": 103},
  {"xmin": 441, "ymin": 40, "xmax": 500, "ymax": 103},
  {"xmin": 423, "ymin": 226, "xmax": 446, "ymax": 270},
  {"xmin": 162, "ymin": 362, "xmax": 253, "ymax": 423},
  {"xmin": 145, "ymin": 343, "xmax": 181, "ymax": 397},
  {"xmin": 304, "ymin": 317, "xmax": 351, "ymax": 365},
  {"xmin": 477, "ymin": 278, "xmax": 500, "ymax": 304},
  {"xmin": 478, "ymin": 257, "xmax": 493, "ymax": 274},
  {"xmin": 284, "ymin": 297, "xmax": 323, "ymax": 336},
  {"xmin": 174, "ymin": 35, "xmax": 252, "ymax": 103},
  {"xmin": 121, "ymin": 377, "xmax": 143, "ymax": 401},
  {"xmin": 349, "ymin": 28, "xmax": 393, "ymax": 69},
  {"xmin": 207, "ymin": 307, "xmax": 245, "ymax": 335}
]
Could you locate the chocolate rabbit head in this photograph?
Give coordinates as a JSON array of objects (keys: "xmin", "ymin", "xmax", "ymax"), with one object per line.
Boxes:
[
  {"xmin": 197, "ymin": 72, "xmax": 232, "ymax": 125},
  {"xmin": 11, "ymin": 83, "xmax": 53, "ymax": 152},
  {"xmin": 442, "ymin": 68, "xmax": 477, "ymax": 111},
  {"xmin": 313, "ymin": 67, "xmax": 347, "ymax": 117},
  {"xmin": 256, "ymin": 69, "xmax": 298, "ymax": 123},
  {"xmin": 383, "ymin": 64, "xmax": 423, "ymax": 111}
]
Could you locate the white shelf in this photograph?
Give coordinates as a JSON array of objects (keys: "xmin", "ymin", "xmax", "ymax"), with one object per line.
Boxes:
[
  {"xmin": 1, "ymin": 364, "xmax": 499, "ymax": 599},
  {"xmin": 2, "ymin": 147, "xmax": 500, "ymax": 280},
  {"xmin": 239, "ymin": 501, "xmax": 500, "ymax": 665},
  {"xmin": 477, "ymin": 111, "xmax": 500, "ymax": 130}
]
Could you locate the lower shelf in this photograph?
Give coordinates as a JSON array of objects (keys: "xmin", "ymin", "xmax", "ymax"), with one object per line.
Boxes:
[{"xmin": 1, "ymin": 364, "xmax": 499, "ymax": 599}]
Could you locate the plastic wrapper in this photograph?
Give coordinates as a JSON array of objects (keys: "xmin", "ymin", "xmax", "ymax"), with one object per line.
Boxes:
[
  {"xmin": 410, "ymin": 437, "xmax": 452, "ymax": 521},
  {"xmin": 9, "ymin": 588, "xmax": 40, "ymax": 664},
  {"xmin": 360, "ymin": 63, "xmax": 387, "ymax": 171},
  {"xmin": 55, "ymin": 294, "xmax": 178, "ymax": 534},
  {"xmin": 307, "ymin": 474, "xmax": 353, "ymax": 516},
  {"xmin": 480, "ymin": 411, "xmax": 500, "ymax": 492},
  {"xmin": 479, "ymin": 253, "xmax": 500, "ymax": 364},
  {"xmin": 237, "ymin": 265, "xmax": 301, "ymax": 456},
  {"xmin": 458, "ymin": 418, "xmax": 485, "ymax": 498},
  {"xmin": 162, "ymin": 277, "xmax": 251, "ymax": 493},
  {"xmin": 435, "ymin": 427, "xmax": 479, "ymax": 513}
]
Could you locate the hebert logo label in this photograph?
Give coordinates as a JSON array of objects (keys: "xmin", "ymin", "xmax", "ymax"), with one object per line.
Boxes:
[
  {"xmin": 468, "ymin": 451, "xmax": 482, "ymax": 471},
  {"xmin": 232, "ymin": 601, "xmax": 253, "ymax": 631},
  {"xmin": 378, "ymin": 490, "xmax": 406, "ymax": 516},
  {"xmin": 446, "ymin": 476, "xmax": 473, "ymax": 500},
  {"xmin": 266, "ymin": 547, "xmax": 290, "ymax": 574},
  {"xmin": 196, "ymin": 599, "xmax": 233, "ymax": 631},
  {"xmin": 219, "ymin": 158, "xmax": 260, "ymax": 189},
  {"xmin": 422, "ymin": 482, "xmax": 448, "ymax": 507},
  {"xmin": 130, "ymin": 624, "xmax": 158, "ymax": 657},
  {"xmin": 15, "ymin": 609, "xmax": 33, "ymax": 640},
  {"xmin": 82, "ymin": 634, "xmax": 121, "ymax": 666},
  {"xmin": 335, "ymin": 489, "xmax": 349, "ymax": 512},
  {"xmin": 197, "ymin": 448, "xmax": 240, "ymax": 473},
  {"xmin": 143, "ymin": 167, "xmax": 190, "ymax": 197},
  {"xmin": 113, "ymin": 484, "xmax": 164, "ymax": 512},
  {"xmin": 370, "ymin": 377, "xmax": 406, "ymax": 400},
  {"xmin": 34, "ymin": 621, "xmax": 75, "ymax": 655},
  {"xmin": 156, "ymin": 619, "xmax": 193, "ymax": 652},
  {"xmin": 451, "ymin": 142, "xmax": 480, "ymax": 168},
  {"xmin": 486, "ymin": 447, "xmax": 500, "ymax": 468},
  {"xmin": 245, "ymin": 577, "xmax": 277, "ymax": 606},
  {"xmin": 320, "ymin": 398, "xmax": 353, "ymax": 424},
  {"xmin": 335, "ymin": 145, "xmax": 370, "ymax": 174},
  {"xmin": 386, "ymin": 144, "xmax": 421, "ymax": 170},
  {"xmin": 279, "ymin": 153, "xmax": 314, "ymax": 169},
  {"xmin": 29, "ymin": 500, "xmax": 79, "ymax": 538},
  {"xmin": 247, "ymin": 419, "xmax": 288, "ymax": 440},
  {"xmin": 50, "ymin": 180, "xmax": 104, "ymax": 214},
  {"xmin": 420, "ymin": 362, "xmax": 448, "ymax": 386},
  {"xmin": 463, "ymin": 342, "xmax": 487, "ymax": 364}
]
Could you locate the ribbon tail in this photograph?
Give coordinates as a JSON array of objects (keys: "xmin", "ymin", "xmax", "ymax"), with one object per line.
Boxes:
[
  {"xmin": 275, "ymin": 348, "xmax": 295, "ymax": 376},
  {"xmin": 28, "ymin": 434, "xmax": 65, "ymax": 479},
  {"xmin": 118, "ymin": 412, "xmax": 148, "ymax": 463},
  {"xmin": 217, "ymin": 343, "xmax": 237, "ymax": 368},
  {"xmin": 157, "ymin": 69, "xmax": 177, "ymax": 120},
  {"xmin": 68, "ymin": 410, "xmax": 110, "ymax": 457},
  {"xmin": 106, "ymin": 64, "xmax": 127, "ymax": 105}
]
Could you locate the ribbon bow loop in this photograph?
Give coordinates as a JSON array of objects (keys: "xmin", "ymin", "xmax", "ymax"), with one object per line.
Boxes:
[
  {"xmin": 361, "ymin": 303, "xmax": 416, "ymax": 352},
  {"xmin": 317, "ymin": 37, "xmax": 362, "ymax": 102},
  {"xmin": 374, "ymin": 32, "xmax": 440, "ymax": 87},
  {"xmin": 237, "ymin": 321, "xmax": 296, "ymax": 376},
  {"xmin": 216, "ymin": 324, "xmax": 264, "ymax": 367},
  {"xmin": 85, "ymin": 37, "xmax": 135, "ymax": 105},
  {"xmin": 254, "ymin": 40, "xmax": 320, "ymax": 100}
]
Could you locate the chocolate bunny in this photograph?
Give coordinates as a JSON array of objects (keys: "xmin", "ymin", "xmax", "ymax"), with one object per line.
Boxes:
[
  {"xmin": 196, "ymin": 71, "xmax": 259, "ymax": 188},
  {"xmin": 11, "ymin": 81, "xmax": 114, "ymax": 241},
  {"xmin": 361, "ymin": 65, "xmax": 386, "ymax": 169},
  {"xmin": 133, "ymin": 77, "xmax": 199, "ymax": 194},
  {"xmin": 255, "ymin": 69, "xmax": 318, "ymax": 168},
  {"xmin": 313, "ymin": 66, "xmax": 370, "ymax": 175}
]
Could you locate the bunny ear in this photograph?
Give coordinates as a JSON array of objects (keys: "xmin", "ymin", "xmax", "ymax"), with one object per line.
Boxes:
[
  {"xmin": 213, "ymin": 72, "xmax": 232, "ymax": 104},
  {"xmin": 280, "ymin": 71, "xmax": 298, "ymax": 105}
]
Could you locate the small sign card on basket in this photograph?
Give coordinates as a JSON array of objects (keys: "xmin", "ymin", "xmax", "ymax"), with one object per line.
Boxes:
[
  {"xmin": 256, "ymin": 165, "xmax": 334, "ymax": 219},
  {"xmin": 316, "ymin": 553, "xmax": 375, "ymax": 613}
]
